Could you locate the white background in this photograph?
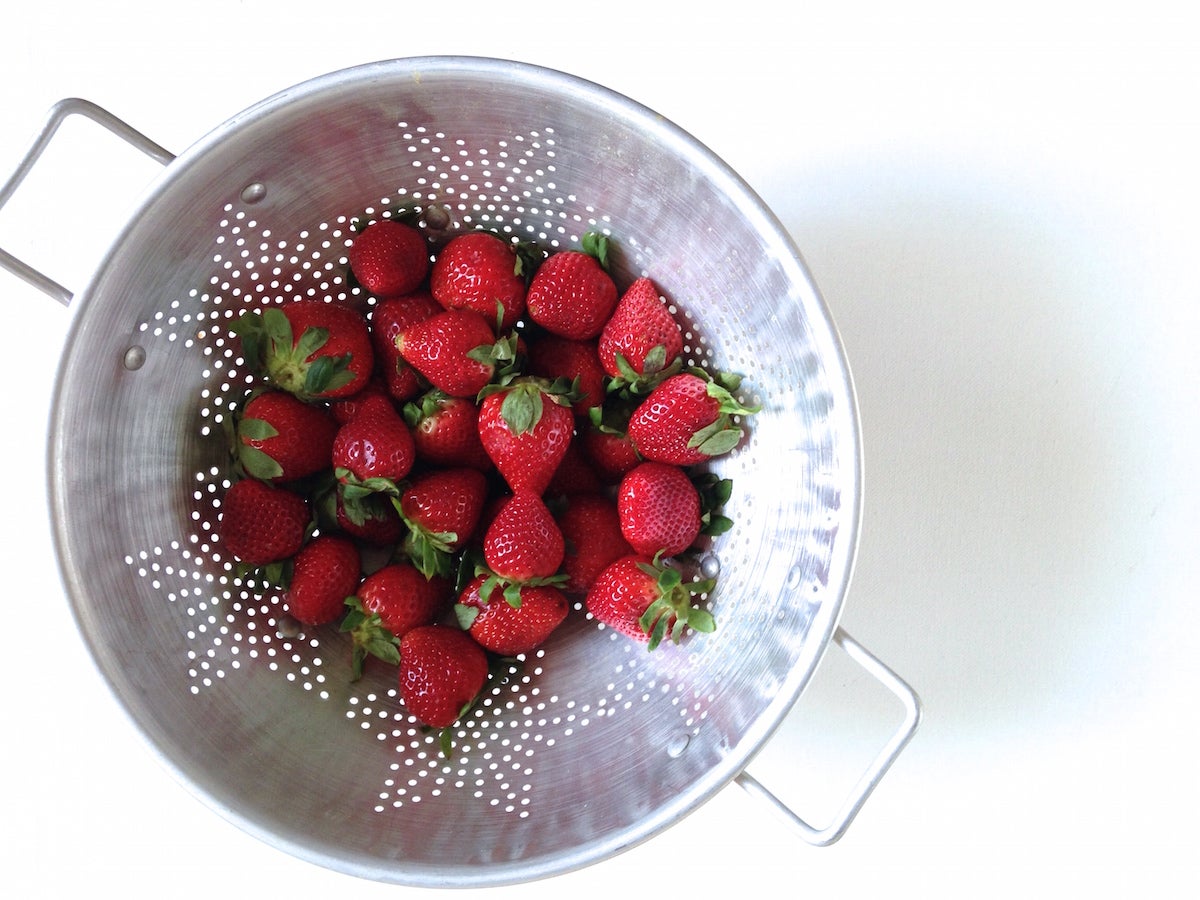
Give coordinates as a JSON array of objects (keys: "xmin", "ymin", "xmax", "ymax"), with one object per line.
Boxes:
[{"xmin": 2, "ymin": 2, "xmax": 1197, "ymax": 897}]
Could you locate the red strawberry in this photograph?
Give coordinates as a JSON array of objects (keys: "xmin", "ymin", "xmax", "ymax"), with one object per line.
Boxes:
[
  {"xmin": 235, "ymin": 388, "xmax": 338, "ymax": 483},
  {"xmin": 526, "ymin": 334, "xmax": 606, "ymax": 417},
  {"xmin": 482, "ymin": 489, "xmax": 566, "ymax": 584},
  {"xmin": 328, "ymin": 486, "xmax": 406, "ymax": 545},
  {"xmin": 455, "ymin": 574, "xmax": 569, "ymax": 657},
  {"xmin": 284, "ymin": 534, "xmax": 361, "ymax": 626},
  {"xmin": 626, "ymin": 371, "xmax": 759, "ymax": 465},
  {"xmin": 579, "ymin": 421, "xmax": 641, "ymax": 483},
  {"xmin": 525, "ymin": 233, "xmax": 618, "ymax": 339},
  {"xmin": 596, "ymin": 276, "xmax": 684, "ymax": 386},
  {"xmin": 328, "ymin": 375, "xmax": 391, "ymax": 424},
  {"xmin": 616, "ymin": 461, "xmax": 702, "ymax": 557},
  {"xmin": 233, "ymin": 299, "xmax": 374, "ymax": 400},
  {"xmin": 430, "ymin": 230, "xmax": 534, "ymax": 332},
  {"xmin": 342, "ymin": 562, "xmax": 453, "ymax": 679},
  {"xmin": 555, "ymin": 492, "xmax": 634, "ymax": 593},
  {"xmin": 218, "ymin": 477, "xmax": 311, "ymax": 566},
  {"xmin": 397, "ymin": 467, "xmax": 489, "ymax": 579},
  {"xmin": 331, "ymin": 394, "xmax": 415, "ymax": 483},
  {"xmin": 586, "ymin": 553, "xmax": 715, "ymax": 650},
  {"xmin": 369, "ymin": 290, "xmax": 440, "ymax": 402},
  {"xmin": 348, "ymin": 218, "xmax": 430, "ymax": 298},
  {"xmin": 544, "ymin": 434, "xmax": 605, "ymax": 497},
  {"xmin": 477, "ymin": 379, "xmax": 575, "ymax": 495},
  {"xmin": 398, "ymin": 624, "xmax": 490, "ymax": 729},
  {"xmin": 402, "ymin": 389, "xmax": 493, "ymax": 471},
  {"xmin": 396, "ymin": 307, "xmax": 516, "ymax": 398}
]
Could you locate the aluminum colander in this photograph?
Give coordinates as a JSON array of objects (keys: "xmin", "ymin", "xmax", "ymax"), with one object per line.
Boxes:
[{"xmin": 2, "ymin": 57, "xmax": 920, "ymax": 888}]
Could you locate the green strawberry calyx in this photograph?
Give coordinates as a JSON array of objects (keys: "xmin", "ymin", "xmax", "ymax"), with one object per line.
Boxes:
[
  {"xmin": 477, "ymin": 376, "xmax": 579, "ymax": 435},
  {"xmin": 340, "ymin": 596, "xmax": 401, "ymax": 682},
  {"xmin": 637, "ymin": 553, "xmax": 717, "ymax": 651},
  {"xmin": 392, "ymin": 495, "xmax": 460, "ymax": 581},
  {"xmin": 231, "ymin": 306, "xmax": 355, "ymax": 401},
  {"xmin": 686, "ymin": 369, "xmax": 763, "ymax": 458}
]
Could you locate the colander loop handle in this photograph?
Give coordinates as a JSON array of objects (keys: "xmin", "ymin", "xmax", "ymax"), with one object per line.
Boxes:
[
  {"xmin": 735, "ymin": 627, "xmax": 922, "ymax": 846},
  {"xmin": 0, "ymin": 98, "xmax": 175, "ymax": 306}
]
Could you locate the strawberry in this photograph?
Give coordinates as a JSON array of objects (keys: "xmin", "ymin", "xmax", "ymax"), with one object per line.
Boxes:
[
  {"xmin": 396, "ymin": 307, "xmax": 516, "ymax": 398},
  {"xmin": 284, "ymin": 534, "xmax": 361, "ymax": 626},
  {"xmin": 586, "ymin": 553, "xmax": 716, "ymax": 650},
  {"xmin": 477, "ymin": 378, "xmax": 576, "ymax": 495},
  {"xmin": 218, "ymin": 477, "xmax": 311, "ymax": 566},
  {"xmin": 525, "ymin": 232, "xmax": 618, "ymax": 339},
  {"xmin": 369, "ymin": 290, "xmax": 440, "ymax": 402},
  {"xmin": 396, "ymin": 467, "xmax": 489, "ymax": 579},
  {"xmin": 579, "ymin": 420, "xmax": 641, "ymax": 484},
  {"xmin": 596, "ymin": 276, "xmax": 684, "ymax": 388},
  {"xmin": 402, "ymin": 388, "xmax": 493, "ymax": 471},
  {"xmin": 331, "ymin": 393, "xmax": 416, "ymax": 494},
  {"xmin": 233, "ymin": 299, "xmax": 374, "ymax": 401},
  {"xmin": 525, "ymin": 333, "xmax": 606, "ymax": 417},
  {"xmin": 328, "ymin": 375, "xmax": 390, "ymax": 424},
  {"xmin": 234, "ymin": 388, "xmax": 338, "ymax": 483},
  {"xmin": 341, "ymin": 562, "xmax": 453, "ymax": 679},
  {"xmin": 348, "ymin": 218, "xmax": 430, "ymax": 299},
  {"xmin": 327, "ymin": 485, "xmax": 406, "ymax": 545},
  {"xmin": 429, "ymin": 230, "xmax": 535, "ymax": 333},
  {"xmin": 616, "ymin": 461, "xmax": 702, "ymax": 557},
  {"xmin": 544, "ymin": 434, "xmax": 605, "ymax": 497},
  {"xmin": 555, "ymin": 492, "xmax": 634, "ymax": 593},
  {"xmin": 455, "ymin": 574, "xmax": 569, "ymax": 657},
  {"xmin": 482, "ymin": 489, "xmax": 566, "ymax": 585},
  {"xmin": 626, "ymin": 370, "xmax": 759, "ymax": 465},
  {"xmin": 398, "ymin": 624, "xmax": 490, "ymax": 729}
]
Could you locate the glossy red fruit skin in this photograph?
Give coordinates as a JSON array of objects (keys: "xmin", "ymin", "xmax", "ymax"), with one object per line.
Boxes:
[
  {"xmin": 580, "ymin": 424, "xmax": 642, "ymax": 484},
  {"xmin": 525, "ymin": 250, "xmax": 618, "ymax": 340},
  {"xmin": 526, "ymin": 335, "xmax": 606, "ymax": 417},
  {"xmin": 285, "ymin": 534, "xmax": 361, "ymax": 626},
  {"xmin": 596, "ymin": 277, "xmax": 683, "ymax": 379},
  {"xmin": 406, "ymin": 391, "xmax": 493, "ymax": 471},
  {"xmin": 399, "ymin": 467, "xmax": 490, "ymax": 551},
  {"xmin": 396, "ymin": 307, "xmax": 498, "ymax": 398},
  {"xmin": 398, "ymin": 625, "xmax": 490, "ymax": 729},
  {"xmin": 331, "ymin": 395, "xmax": 416, "ymax": 483},
  {"xmin": 218, "ymin": 477, "xmax": 310, "ymax": 566},
  {"xmin": 370, "ymin": 291, "xmax": 441, "ymax": 402},
  {"xmin": 625, "ymin": 372, "xmax": 721, "ymax": 466},
  {"xmin": 430, "ymin": 231, "xmax": 527, "ymax": 332},
  {"xmin": 348, "ymin": 219, "xmax": 430, "ymax": 298},
  {"xmin": 457, "ymin": 575, "xmax": 569, "ymax": 657},
  {"xmin": 277, "ymin": 299, "xmax": 376, "ymax": 399},
  {"xmin": 556, "ymin": 492, "xmax": 635, "ymax": 593},
  {"xmin": 238, "ymin": 389, "xmax": 339, "ymax": 482},
  {"xmin": 357, "ymin": 562, "xmax": 452, "ymax": 638},
  {"xmin": 616, "ymin": 461, "xmax": 702, "ymax": 557},
  {"xmin": 585, "ymin": 554, "xmax": 658, "ymax": 642},
  {"xmin": 482, "ymin": 489, "xmax": 565, "ymax": 582},
  {"xmin": 477, "ymin": 388, "xmax": 575, "ymax": 496}
]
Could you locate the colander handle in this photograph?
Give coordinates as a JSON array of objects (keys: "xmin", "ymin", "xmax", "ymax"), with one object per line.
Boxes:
[
  {"xmin": 0, "ymin": 98, "xmax": 174, "ymax": 305},
  {"xmin": 735, "ymin": 627, "xmax": 922, "ymax": 846}
]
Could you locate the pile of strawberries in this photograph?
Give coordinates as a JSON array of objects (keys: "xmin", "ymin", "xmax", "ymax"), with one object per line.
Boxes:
[{"xmin": 217, "ymin": 212, "xmax": 758, "ymax": 740}]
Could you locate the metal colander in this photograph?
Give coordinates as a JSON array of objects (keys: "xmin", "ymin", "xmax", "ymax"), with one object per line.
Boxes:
[{"xmin": 3, "ymin": 57, "xmax": 920, "ymax": 888}]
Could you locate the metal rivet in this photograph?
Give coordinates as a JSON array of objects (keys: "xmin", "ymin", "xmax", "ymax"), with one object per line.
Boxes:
[
  {"xmin": 666, "ymin": 733, "xmax": 690, "ymax": 758},
  {"xmin": 276, "ymin": 614, "xmax": 301, "ymax": 640},
  {"xmin": 786, "ymin": 564, "xmax": 804, "ymax": 590},
  {"xmin": 422, "ymin": 203, "xmax": 451, "ymax": 230},
  {"xmin": 241, "ymin": 182, "xmax": 267, "ymax": 204},
  {"xmin": 700, "ymin": 553, "xmax": 721, "ymax": 579},
  {"xmin": 122, "ymin": 345, "xmax": 146, "ymax": 370}
]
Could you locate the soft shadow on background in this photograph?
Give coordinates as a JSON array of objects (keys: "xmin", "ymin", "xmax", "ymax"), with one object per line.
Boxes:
[{"xmin": 752, "ymin": 154, "xmax": 1191, "ymax": 755}]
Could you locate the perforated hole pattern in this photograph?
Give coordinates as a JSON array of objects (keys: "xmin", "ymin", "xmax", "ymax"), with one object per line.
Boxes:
[{"xmin": 116, "ymin": 120, "xmax": 771, "ymax": 819}]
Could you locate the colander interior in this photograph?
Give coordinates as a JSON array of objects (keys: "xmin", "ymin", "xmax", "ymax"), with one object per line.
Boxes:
[{"xmin": 48, "ymin": 57, "xmax": 859, "ymax": 887}]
